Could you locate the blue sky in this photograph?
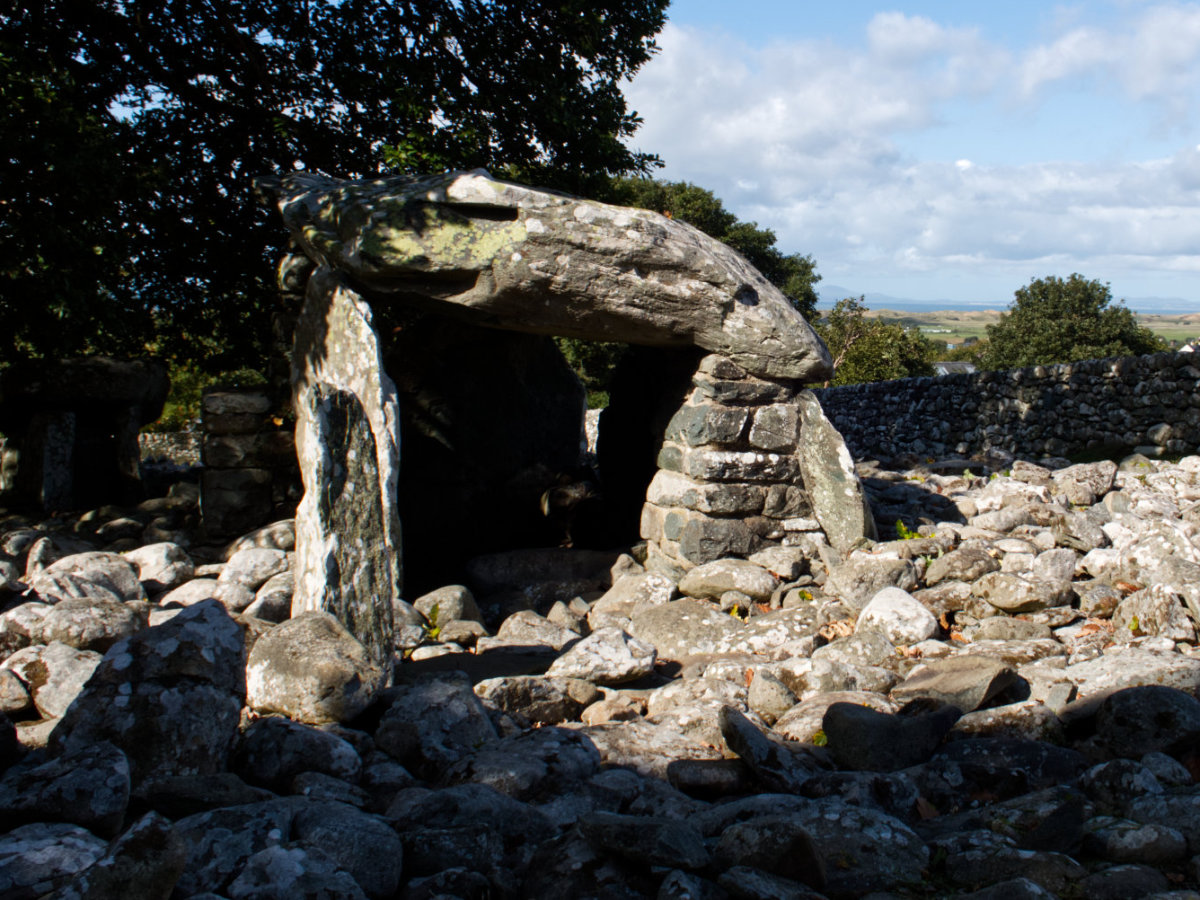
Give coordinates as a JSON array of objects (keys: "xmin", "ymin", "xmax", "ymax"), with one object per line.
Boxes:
[{"xmin": 623, "ymin": 1, "xmax": 1200, "ymax": 309}]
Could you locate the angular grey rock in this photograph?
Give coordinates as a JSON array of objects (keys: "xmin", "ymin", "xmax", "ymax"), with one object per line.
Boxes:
[
  {"xmin": 795, "ymin": 390, "xmax": 875, "ymax": 552},
  {"xmin": 27, "ymin": 570, "xmax": 124, "ymax": 606},
  {"xmin": 440, "ymin": 726, "xmax": 601, "ymax": 802},
  {"xmin": 246, "ymin": 611, "xmax": 384, "ymax": 724},
  {"xmin": 774, "ymin": 690, "xmax": 896, "ymax": 743},
  {"xmin": 546, "ymin": 626, "xmax": 657, "ymax": 684},
  {"xmin": 272, "ymin": 170, "xmax": 832, "ymax": 381},
  {"xmin": 123, "ymin": 542, "xmax": 194, "ymax": 594},
  {"xmin": 925, "ymin": 546, "xmax": 1000, "ymax": 586},
  {"xmin": 0, "ymin": 668, "xmax": 30, "ymax": 716},
  {"xmin": 412, "ymin": 584, "xmax": 483, "ymax": 626},
  {"xmin": 233, "ymin": 716, "xmax": 363, "ymax": 791},
  {"xmin": 36, "ymin": 551, "xmax": 144, "ymax": 603},
  {"xmin": 224, "ymin": 519, "xmax": 296, "ymax": 558},
  {"xmin": 678, "ymin": 558, "xmax": 779, "ymax": 603},
  {"xmin": 243, "ymin": 571, "xmax": 294, "ymax": 623},
  {"xmin": 292, "ymin": 269, "xmax": 400, "ymax": 670},
  {"xmin": 290, "ymin": 800, "xmax": 405, "ymax": 899},
  {"xmin": 580, "ymin": 717, "xmax": 725, "ymax": 780},
  {"xmin": 50, "ymin": 600, "xmax": 246, "ymax": 787},
  {"xmin": 747, "ymin": 668, "xmax": 798, "ymax": 726},
  {"xmin": 226, "ymin": 845, "xmax": 367, "ymax": 900},
  {"xmin": 1112, "ymin": 584, "xmax": 1196, "ymax": 643},
  {"xmin": 825, "ymin": 551, "xmax": 918, "ymax": 610},
  {"xmin": 39, "ymin": 597, "xmax": 142, "ymax": 652},
  {"xmin": 1079, "ymin": 759, "xmax": 1165, "ymax": 811},
  {"xmin": 713, "ymin": 814, "xmax": 826, "ymax": 890},
  {"xmin": 944, "ymin": 846, "xmax": 1086, "ymax": 894},
  {"xmin": 0, "ymin": 740, "xmax": 130, "ymax": 837},
  {"xmin": 823, "ymin": 700, "xmax": 960, "ymax": 771},
  {"xmin": 1094, "ymin": 685, "xmax": 1200, "ymax": 758},
  {"xmin": 375, "ymin": 675, "xmax": 497, "ymax": 778},
  {"xmin": 386, "ymin": 782, "xmax": 553, "ymax": 848},
  {"xmin": 719, "ymin": 705, "xmax": 820, "ymax": 792},
  {"xmin": 49, "ymin": 811, "xmax": 187, "ymax": 900},
  {"xmin": 629, "ymin": 599, "xmax": 742, "ymax": 660},
  {"xmin": 172, "ymin": 799, "xmax": 299, "ymax": 897},
  {"xmin": 1030, "ymin": 547, "xmax": 1078, "ymax": 583},
  {"xmin": 972, "ymin": 572, "xmax": 1072, "ymax": 613},
  {"xmin": 495, "ymin": 609, "xmax": 580, "ymax": 651},
  {"xmin": 219, "ymin": 547, "xmax": 289, "ymax": 592},
  {"xmin": 856, "ymin": 586, "xmax": 938, "ymax": 644},
  {"xmin": 1083, "ymin": 818, "xmax": 1188, "ymax": 865},
  {"xmin": 1052, "ymin": 460, "xmax": 1117, "ymax": 506},
  {"xmin": 0, "ymin": 822, "xmax": 108, "ymax": 899},
  {"xmin": 473, "ymin": 675, "xmax": 600, "ymax": 725},
  {"xmin": 1079, "ymin": 863, "xmax": 1169, "ymax": 899},
  {"xmin": 159, "ymin": 577, "xmax": 219, "ymax": 608},
  {"xmin": 0, "ymin": 601, "xmax": 51, "ymax": 657},
  {"xmin": 5, "ymin": 640, "xmax": 103, "ymax": 719},
  {"xmin": 587, "ymin": 571, "xmax": 676, "ymax": 629},
  {"xmin": 1066, "ymin": 647, "xmax": 1200, "ymax": 699},
  {"xmin": 811, "ymin": 629, "xmax": 897, "ymax": 668},
  {"xmin": 891, "ymin": 656, "xmax": 1018, "ymax": 712}
]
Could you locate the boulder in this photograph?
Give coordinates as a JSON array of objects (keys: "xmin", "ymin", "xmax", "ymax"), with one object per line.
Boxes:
[
  {"xmin": 246, "ymin": 612, "xmax": 384, "ymax": 724},
  {"xmin": 50, "ymin": 599, "xmax": 246, "ymax": 787}
]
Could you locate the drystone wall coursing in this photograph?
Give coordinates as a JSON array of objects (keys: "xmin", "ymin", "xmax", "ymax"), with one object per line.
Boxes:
[{"xmin": 814, "ymin": 350, "xmax": 1200, "ymax": 462}]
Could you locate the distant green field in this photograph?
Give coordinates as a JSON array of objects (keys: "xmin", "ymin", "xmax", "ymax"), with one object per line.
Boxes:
[{"xmin": 860, "ymin": 309, "xmax": 1200, "ymax": 350}]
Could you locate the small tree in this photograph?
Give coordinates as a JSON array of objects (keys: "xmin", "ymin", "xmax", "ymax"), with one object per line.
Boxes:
[
  {"xmin": 816, "ymin": 297, "xmax": 936, "ymax": 386},
  {"xmin": 984, "ymin": 274, "xmax": 1164, "ymax": 369}
]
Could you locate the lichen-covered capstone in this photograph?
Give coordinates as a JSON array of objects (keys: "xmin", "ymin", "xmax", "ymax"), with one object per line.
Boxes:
[{"xmin": 270, "ymin": 170, "xmax": 832, "ymax": 382}]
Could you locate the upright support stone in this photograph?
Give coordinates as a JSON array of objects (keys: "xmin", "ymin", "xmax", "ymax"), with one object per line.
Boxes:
[
  {"xmin": 292, "ymin": 267, "xmax": 400, "ymax": 671},
  {"xmin": 796, "ymin": 391, "xmax": 876, "ymax": 553}
]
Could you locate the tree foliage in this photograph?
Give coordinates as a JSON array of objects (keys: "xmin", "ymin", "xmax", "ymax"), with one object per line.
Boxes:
[
  {"xmin": 984, "ymin": 274, "xmax": 1164, "ymax": 370},
  {"xmin": 1, "ymin": 0, "xmax": 669, "ymax": 367},
  {"xmin": 816, "ymin": 297, "xmax": 936, "ymax": 386}
]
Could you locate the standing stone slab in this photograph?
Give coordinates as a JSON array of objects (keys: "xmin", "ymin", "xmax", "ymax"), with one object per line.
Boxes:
[
  {"xmin": 292, "ymin": 268, "xmax": 399, "ymax": 670},
  {"xmin": 795, "ymin": 390, "xmax": 875, "ymax": 552}
]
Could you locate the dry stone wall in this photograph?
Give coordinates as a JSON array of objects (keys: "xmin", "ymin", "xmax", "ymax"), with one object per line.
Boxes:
[{"xmin": 814, "ymin": 350, "xmax": 1200, "ymax": 462}]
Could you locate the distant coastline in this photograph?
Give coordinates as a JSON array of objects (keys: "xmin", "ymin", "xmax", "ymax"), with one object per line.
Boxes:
[{"xmin": 815, "ymin": 285, "xmax": 1199, "ymax": 316}]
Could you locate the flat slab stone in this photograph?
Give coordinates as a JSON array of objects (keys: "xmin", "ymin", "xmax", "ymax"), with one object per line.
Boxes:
[{"xmin": 270, "ymin": 171, "xmax": 832, "ymax": 381}]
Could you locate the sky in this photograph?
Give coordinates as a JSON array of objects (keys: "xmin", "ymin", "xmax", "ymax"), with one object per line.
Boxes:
[{"xmin": 623, "ymin": 1, "xmax": 1200, "ymax": 310}]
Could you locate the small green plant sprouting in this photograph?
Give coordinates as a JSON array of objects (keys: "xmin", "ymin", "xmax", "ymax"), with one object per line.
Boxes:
[
  {"xmin": 896, "ymin": 519, "xmax": 920, "ymax": 540},
  {"xmin": 422, "ymin": 602, "xmax": 441, "ymax": 642},
  {"xmin": 1128, "ymin": 615, "xmax": 1141, "ymax": 633},
  {"xmin": 963, "ymin": 468, "xmax": 974, "ymax": 480},
  {"xmin": 812, "ymin": 729, "xmax": 828, "ymax": 747}
]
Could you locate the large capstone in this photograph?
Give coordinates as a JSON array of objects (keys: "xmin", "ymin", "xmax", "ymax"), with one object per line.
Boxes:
[
  {"xmin": 270, "ymin": 170, "xmax": 832, "ymax": 382},
  {"xmin": 0, "ymin": 357, "xmax": 168, "ymax": 511}
]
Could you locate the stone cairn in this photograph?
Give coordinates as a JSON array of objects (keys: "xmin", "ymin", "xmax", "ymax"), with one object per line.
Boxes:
[{"xmin": 642, "ymin": 354, "xmax": 873, "ymax": 573}]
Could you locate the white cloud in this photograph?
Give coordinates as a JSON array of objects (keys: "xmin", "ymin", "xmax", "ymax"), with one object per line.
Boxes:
[
  {"xmin": 624, "ymin": 8, "xmax": 1200, "ymax": 301},
  {"xmin": 1018, "ymin": 5, "xmax": 1200, "ymax": 110}
]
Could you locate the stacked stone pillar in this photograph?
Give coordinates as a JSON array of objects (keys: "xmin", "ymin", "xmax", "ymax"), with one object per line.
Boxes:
[
  {"xmin": 641, "ymin": 354, "xmax": 872, "ymax": 571},
  {"xmin": 200, "ymin": 390, "xmax": 296, "ymax": 537}
]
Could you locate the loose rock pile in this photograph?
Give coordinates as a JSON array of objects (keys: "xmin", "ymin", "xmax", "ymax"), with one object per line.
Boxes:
[{"xmin": 7, "ymin": 454, "xmax": 1200, "ymax": 898}]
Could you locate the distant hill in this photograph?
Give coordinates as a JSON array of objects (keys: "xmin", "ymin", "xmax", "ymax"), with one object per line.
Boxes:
[{"xmin": 817, "ymin": 284, "xmax": 1198, "ymax": 316}]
